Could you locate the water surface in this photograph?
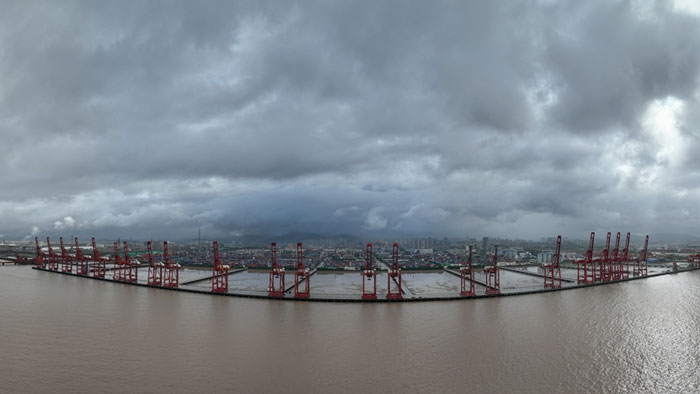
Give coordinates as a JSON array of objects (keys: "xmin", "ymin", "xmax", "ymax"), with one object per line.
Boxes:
[{"xmin": 2, "ymin": 266, "xmax": 699, "ymax": 393}]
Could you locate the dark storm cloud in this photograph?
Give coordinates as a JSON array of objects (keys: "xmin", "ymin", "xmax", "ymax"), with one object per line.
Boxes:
[
  {"xmin": 1, "ymin": 0, "xmax": 700, "ymax": 241},
  {"xmin": 544, "ymin": 1, "xmax": 700, "ymax": 132}
]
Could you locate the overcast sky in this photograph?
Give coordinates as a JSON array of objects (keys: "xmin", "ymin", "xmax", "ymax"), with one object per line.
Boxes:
[{"xmin": 1, "ymin": 0, "xmax": 700, "ymax": 241}]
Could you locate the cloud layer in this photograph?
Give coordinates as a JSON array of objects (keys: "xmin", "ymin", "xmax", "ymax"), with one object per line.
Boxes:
[{"xmin": 1, "ymin": 0, "xmax": 700, "ymax": 241}]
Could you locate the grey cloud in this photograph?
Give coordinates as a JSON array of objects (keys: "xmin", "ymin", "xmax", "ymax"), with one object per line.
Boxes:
[
  {"xmin": 1, "ymin": 0, "xmax": 700, "ymax": 241},
  {"xmin": 544, "ymin": 1, "xmax": 700, "ymax": 131}
]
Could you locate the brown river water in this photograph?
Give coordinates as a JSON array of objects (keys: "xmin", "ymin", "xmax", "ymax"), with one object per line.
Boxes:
[{"xmin": 2, "ymin": 266, "xmax": 699, "ymax": 393}]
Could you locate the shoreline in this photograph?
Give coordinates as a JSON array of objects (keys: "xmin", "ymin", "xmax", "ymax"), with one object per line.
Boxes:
[{"xmin": 30, "ymin": 265, "xmax": 699, "ymax": 303}]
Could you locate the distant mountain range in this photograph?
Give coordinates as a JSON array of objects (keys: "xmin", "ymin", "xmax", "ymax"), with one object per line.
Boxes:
[
  {"xmin": 227, "ymin": 232, "xmax": 361, "ymax": 245},
  {"xmin": 647, "ymin": 232, "xmax": 700, "ymax": 243}
]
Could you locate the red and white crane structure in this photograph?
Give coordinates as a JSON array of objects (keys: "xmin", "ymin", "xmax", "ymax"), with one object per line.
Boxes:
[
  {"xmin": 608, "ymin": 232, "xmax": 621, "ymax": 282},
  {"xmin": 121, "ymin": 241, "xmax": 138, "ymax": 283},
  {"xmin": 543, "ymin": 235, "xmax": 562, "ymax": 288},
  {"xmin": 686, "ymin": 236, "xmax": 700, "ymax": 270},
  {"xmin": 576, "ymin": 232, "xmax": 595, "ymax": 284},
  {"xmin": 34, "ymin": 237, "xmax": 46, "ymax": 269},
  {"xmin": 13, "ymin": 254, "xmax": 29, "ymax": 265},
  {"xmin": 91, "ymin": 237, "xmax": 107, "ymax": 278},
  {"xmin": 74, "ymin": 238, "xmax": 89, "ymax": 275},
  {"xmin": 113, "ymin": 242, "xmax": 125, "ymax": 280},
  {"xmin": 635, "ymin": 235, "xmax": 649, "ymax": 276},
  {"xmin": 211, "ymin": 240, "xmax": 229, "ymax": 293},
  {"xmin": 268, "ymin": 242, "xmax": 285, "ymax": 297},
  {"xmin": 146, "ymin": 240, "xmax": 163, "ymax": 286},
  {"xmin": 362, "ymin": 243, "xmax": 377, "ymax": 300},
  {"xmin": 46, "ymin": 237, "xmax": 60, "ymax": 271},
  {"xmin": 387, "ymin": 243, "xmax": 402, "ymax": 300},
  {"xmin": 294, "ymin": 243, "xmax": 310, "ymax": 299},
  {"xmin": 460, "ymin": 245, "xmax": 475, "ymax": 296},
  {"xmin": 595, "ymin": 232, "xmax": 611, "ymax": 282},
  {"xmin": 687, "ymin": 250, "xmax": 699, "ymax": 268},
  {"xmin": 616, "ymin": 232, "xmax": 631, "ymax": 280},
  {"xmin": 59, "ymin": 237, "xmax": 72, "ymax": 273},
  {"xmin": 162, "ymin": 241, "xmax": 180, "ymax": 288},
  {"xmin": 484, "ymin": 245, "xmax": 500, "ymax": 295}
]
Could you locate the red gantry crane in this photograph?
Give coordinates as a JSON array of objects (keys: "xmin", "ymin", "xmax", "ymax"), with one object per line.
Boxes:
[
  {"xmin": 162, "ymin": 241, "xmax": 180, "ymax": 288},
  {"xmin": 14, "ymin": 254, "xmax": 29, "ymax": 265},
  {"xmin": 268, "ymin": 242, "xmax": 285, "ymax": 297},
  {"xmin": 460, "ymin": 245, "xmax": 476, "ymax": 296},
  {"xmin": 146, "ymin": 241, "xmax": 163, "ymax": 286},
  {"xmin": 617, "ymin": 232, "xmax": 631, "ymax": 280},
  {"xmin": 121, "ymin": 241, "xmax": 138, "ymax": 283},
  {"xmin": 34, "ymin": 237, "xmax": 46, "ymax": 269},
  {"xmin": 74, "ymin": 238, "xmax": 89, "ymax": 275},
  {"xmin": 635, "ymin": 235, "xmax": 649, "ymax": 276},
  {"xmin": 686, "ymin": 250, "xmax": 699, "ymax": 268},
  {"xmin": 59, "ymin": 237, "xmax": 73, "ymax": 273},
  {"xmin": 361, "ymin": 243, "xmax": 377, "ymax": 300},
  {"xmin": 543, "ymin": 235, "xmax": 562, "ymax": 288},
  {"xmin": 609, "ymin": 232, "xmax": 621, "ymax": 282},
  {"xmin": 576, "ymin": 232, "xmax": 595, "ymax": 284},
  {"xmin": 387, "ymin": 243, "xmax": 402, "ymax": 300},
  {"xmin": 46, "ymin": 237, "xmax": 60, "ymax": 271},
  {"xmin": 112, "ymin": 242, "xmax": 124, "ymax": 280},
  {"xmin": 91, "ymin": 238, "xmax": 107, "ymax": 278},
  {"xmin": 294, "ymin": 243, "xmax": 310, "ymax": 299},
  {"xmin": 484, "ymin": 245, "xmax": 500, "ymax": 295},
  {"xmin": 211, "ymin": 240, "xmax": 229, "ymax": 293},
  {"xmin": 686, "ymin": 238, "xmax": 700, "ymax": 270},
  {"xmin": 595, "ymin": 232, "xmax": 611, "ymax": 282}
]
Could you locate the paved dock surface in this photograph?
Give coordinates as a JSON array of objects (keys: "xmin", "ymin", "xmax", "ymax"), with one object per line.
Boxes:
[
  {"xmin": 181, "ymin": 268, "xmax": 246, "ymax": 285},
  {"xmin": 283, "ymin": 269, "xmax": 319, "ymax": 293},
  {"xmin": 443, "ymin": 268, "xmax": 495, "ymax": 289},
  {"xmin": 499, "ymin": 266, "xmax": 576, "ymax": 282}
]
